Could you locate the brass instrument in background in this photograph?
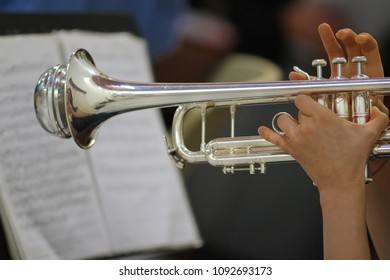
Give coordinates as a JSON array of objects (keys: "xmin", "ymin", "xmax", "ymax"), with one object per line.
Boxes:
[{"xmin": 34, "ymin": 49, "xmax": 390, "ymax": 178}]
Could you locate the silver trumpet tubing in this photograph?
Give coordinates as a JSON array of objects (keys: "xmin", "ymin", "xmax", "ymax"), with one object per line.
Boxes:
[{"xmin": 34, "ymin": 49, "xmax": 390, "ymax": 175}]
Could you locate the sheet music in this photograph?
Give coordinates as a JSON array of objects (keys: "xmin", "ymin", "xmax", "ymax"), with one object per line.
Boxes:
[
  {"xmin": 58, "ymin": 31, "xmax": 201, "ymax": 253},
  {"xmin": 0, "ymin": 34, "xmax": 111, "ymax": 259}
]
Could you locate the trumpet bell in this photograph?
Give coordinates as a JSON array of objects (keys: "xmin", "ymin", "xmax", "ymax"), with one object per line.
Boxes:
[{"xmin": 34, "ymin": 49, "xmax": 109, "ymax": 149}]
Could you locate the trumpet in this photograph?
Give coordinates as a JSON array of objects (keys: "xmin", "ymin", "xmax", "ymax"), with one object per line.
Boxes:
[{"xmin": 34, "ymin": 49, "xmax": 390, "ymax": 176}]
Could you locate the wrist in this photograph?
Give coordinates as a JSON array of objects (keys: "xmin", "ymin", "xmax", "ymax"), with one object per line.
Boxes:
[
  {"xmin": 318, "ymin": 180, "xmax": 366, "ymax": 210},
  {"xmin": 318, "ymin": 181, "xmax": 369, "ymax": 259},
  {"xmin": 317, "ymin": 174, "xmax": 366, "ymax": 206}
]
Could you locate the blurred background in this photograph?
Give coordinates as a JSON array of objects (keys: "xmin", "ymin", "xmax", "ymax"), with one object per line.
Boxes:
[{"xmin": 1, "ymin": 0, "xmax": 390, "ymax": 260}]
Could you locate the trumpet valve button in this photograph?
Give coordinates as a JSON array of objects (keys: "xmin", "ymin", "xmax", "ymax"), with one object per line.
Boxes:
[
  {"xmin": 352, "ymin": 56, "xmax": 368, "ymax": 78},
  {"xmin": 332, "ymin": 57, "xmax": 347, "ymax": 64},
  {"xmin": 312, "ymin": 59, "xmax": 327, "ymax": 79},
  {"xmin": 352, "ymin": 56, "xmax": 367, "ymax": 64},
  {"xmin": 332, "ymin": 57, "xmax": 347, "ymax": 79}
]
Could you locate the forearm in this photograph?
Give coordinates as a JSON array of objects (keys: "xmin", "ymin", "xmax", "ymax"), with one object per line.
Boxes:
[
  {"xmin": 320, "ymin": 182, "xmax": 371, "ymax": 260},
  {"xmin": 366, "ymin": 159, "xmax": 390, "ymax": 259}
]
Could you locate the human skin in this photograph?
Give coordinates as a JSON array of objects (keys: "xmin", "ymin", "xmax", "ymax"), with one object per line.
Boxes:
[{"xmin": 258, "ymin": 23, "xmax": 389, "ymax": 259}]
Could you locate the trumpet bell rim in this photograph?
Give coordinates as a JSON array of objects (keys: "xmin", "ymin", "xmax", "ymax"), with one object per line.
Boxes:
[{"xmin": 34, "ymin": 64, "xmax": 70, "ymax": 139}]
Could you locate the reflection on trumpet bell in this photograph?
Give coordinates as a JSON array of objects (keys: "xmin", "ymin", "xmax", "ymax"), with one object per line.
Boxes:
[{"xmin": 34, "ymin": 49, "xmax": 390, "ymax": 176}]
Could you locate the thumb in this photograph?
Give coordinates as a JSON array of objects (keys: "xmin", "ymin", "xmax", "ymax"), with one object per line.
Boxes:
[{"xmin": 289, "ymin": 71, "xmax": 308, "ymax": 80}]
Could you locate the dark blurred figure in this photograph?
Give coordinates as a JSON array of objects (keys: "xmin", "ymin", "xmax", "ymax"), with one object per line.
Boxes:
[{"xmin": 190, "ymin": 0, "xmax": 292, "ymax": 76}]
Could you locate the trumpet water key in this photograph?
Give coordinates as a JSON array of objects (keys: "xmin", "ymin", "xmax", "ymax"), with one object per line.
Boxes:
[{"xmin": 34, "ymin": 49, "xmax": 390, "ymax": 176}]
